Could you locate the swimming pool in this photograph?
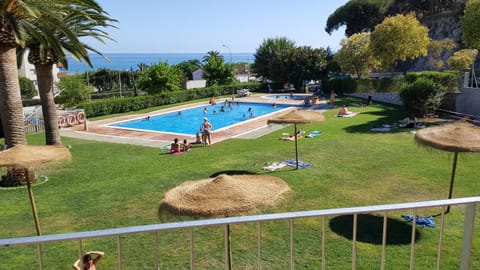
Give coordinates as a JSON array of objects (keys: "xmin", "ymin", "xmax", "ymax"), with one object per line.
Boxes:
[
  {"xmin": 108, "ymin": 102, "xmax": 292, "ymax": 136},
  {"xmin": 263, "ymin": 94, "xmax": 311, "ymax": 100}
]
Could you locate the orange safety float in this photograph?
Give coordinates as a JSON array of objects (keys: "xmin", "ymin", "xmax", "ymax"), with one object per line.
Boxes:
[
  {"xmin": 76, "ymin": 111, "xmax": 86, "ymax": 124},
  {"xmin": 66, "ymin": 114, "xmax": 77, "ymax": 126},
  {"xmin": 58, "ymin": 115, "xmax": 67, "ymax": 128}
]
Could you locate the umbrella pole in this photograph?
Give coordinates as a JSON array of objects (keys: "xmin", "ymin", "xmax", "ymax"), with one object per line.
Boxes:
[
  {"xmin": 25, "ymin": 168, "xmax": 41, "ymax": 236},
  {"xmin": 446, "ymin": 152, "xmax": 459, "ymax": 213},
  {"xmin": 294, "ymin": 124, "xmax": 299, "ymax": 169}
]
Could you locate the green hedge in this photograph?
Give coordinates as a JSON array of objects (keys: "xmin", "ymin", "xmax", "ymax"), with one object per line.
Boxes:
[
  {"xmin": 77, "ymin": 82, "xmax": 261, "ymax": 117},
  {"xmin": 405, "ymin": 70, "xmax": 458, "ymax": 93},
  {"xmin": 320, "ymin": 71, "xmax": 458, "ymax": 95},
  {"xmin": 322, "ymin": 77, "xmax": 357, "ymax": 95},
  {"xmin": 355, "ymin": 77, "xmax": 404, "ymax": 93}
]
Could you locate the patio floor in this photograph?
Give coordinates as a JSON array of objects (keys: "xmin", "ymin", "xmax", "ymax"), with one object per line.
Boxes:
[{"xmin": 60, "ymin": 94, "xmax": 329, "ymax": 148}]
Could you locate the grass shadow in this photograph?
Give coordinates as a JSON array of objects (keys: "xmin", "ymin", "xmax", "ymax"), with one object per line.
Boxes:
[
  {"xmin": 329, "ymin": 214, "xmax": 420, "ymax": 245},
  {"xmin": 210, "ymin": 170, "xmax": 257, "ymax": 177}
]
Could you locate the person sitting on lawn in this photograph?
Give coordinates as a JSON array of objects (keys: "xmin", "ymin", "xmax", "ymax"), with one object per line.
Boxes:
[
  {"xmin": 182, "ymin": 139, "xmax": 191, "ymax": 152},
  {"xmin": 171, "ymin": 138, "xmax": 181, "ymax": 153},
  {"xmin": 282, "ymin": 130, "xmax": 303, "ymax": 140},
  {"xmin": 338, "ymin": 105, "xmax": 350, "ymax": 116}
]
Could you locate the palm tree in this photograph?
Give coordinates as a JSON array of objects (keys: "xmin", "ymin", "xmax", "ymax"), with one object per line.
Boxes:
[
  {"xmin": 0, "ymin": 1, "xmax": 45, "ymax": 186},
  {"xmin": 0, "ymin": 0, "xmax": 40, "ymax": 148},
  {"xmin": 202, "ymin": 50, "xmax": 222, "ymax": 62},
  {"xmin": 17, "ymin": 0, "xmax": 116, "ymax": 145}
]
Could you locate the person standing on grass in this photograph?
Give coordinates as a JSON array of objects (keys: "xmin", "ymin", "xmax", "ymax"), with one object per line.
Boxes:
[
  {"xmin": 202, "ymin": 117, "xmax": 213, "ymax": 146},
  {"xmin": 329, "ymin": 90, "xmax": 337, "ymax": 108},
  {"xmin": 73, "ymin": 251, "xmax": 104, "ymax": 270}
]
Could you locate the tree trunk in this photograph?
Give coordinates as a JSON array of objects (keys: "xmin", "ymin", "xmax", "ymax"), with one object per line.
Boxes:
[
  {"xmin": 0, "ymin": 44, "xmax": 27, "ymax": 147},
  {"xmin": 1, "ymin": 167, "xmax": 36, "ymax": 187},
  {"xmin": 36, "ymin": 63, "xmax": 62, "ymax": 145},
  {"xmin": 0, "ymin": 44, "xmax": 36, "ymax": 186}
]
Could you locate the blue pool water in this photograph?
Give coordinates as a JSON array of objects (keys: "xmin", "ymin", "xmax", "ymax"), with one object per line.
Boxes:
[
  {"xmin": 108, "ymin": 102, "xmax": 292, "ymax": 136},
  {"xmin": 263, "ymin": 94, "xmax": 310, "ymax": 100}
]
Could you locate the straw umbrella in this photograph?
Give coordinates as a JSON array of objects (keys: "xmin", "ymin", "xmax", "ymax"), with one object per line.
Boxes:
[
  {"xmin": 0, "ymin": 145, "xmax": 71, "ymax": 235},
  {"xmin": 414, "ymin": 121, "xmax": 480, "ymax": 212},
  {"xmin": 268, "ymin": 109, "xmax": 325, "ymax": 169},
  {"xmin": 160, "ymin": 174, "xmax": 291, "ymax": 269}
]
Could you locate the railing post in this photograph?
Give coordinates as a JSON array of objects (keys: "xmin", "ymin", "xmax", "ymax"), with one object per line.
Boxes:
[
  {"xmin": 190, "ymin": 228, "xmax": 194, "ymax": 270},
  {"xmin": 290, "ymin": 219, "xmax": 294, "ymax": 270},
  {"xmin": 460, "ymin": 203, "xmax": 476, "ymax": 270},
  {"xmin": 36, "ymin": 243, "xmax": 43, "ymax": 270},
  {"xmin": 117, "ymin": 235, "xmax": 122, "ymax": 270}
]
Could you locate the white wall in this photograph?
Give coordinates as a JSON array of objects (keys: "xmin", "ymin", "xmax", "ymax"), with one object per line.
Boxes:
[{"xmin": 186, "ymin": 80, "xmax": 207, "ymax": 89}]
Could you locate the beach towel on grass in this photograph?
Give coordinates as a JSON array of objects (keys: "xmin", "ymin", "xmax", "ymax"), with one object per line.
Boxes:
[
  {"xmin": 337, "ymin": 112, "xmax": 358, "ymax": 117},
  {"xmin": 401, "ymin": 215, "xmax": 435, "ymax": 228},
  {"xmin": 160, "ymin": 145, "xmax": 171, "ymax": 150},
  {"xmin": 282, "ymin": 159, "xmax": 312, "ymax": 169},
  {"xmin": 262, "ymin": 162, "xmax": 287, "ymax": 171},
  {"xmin": 306, "ymin": 131, "xmax": 322, "ymax": 138}
]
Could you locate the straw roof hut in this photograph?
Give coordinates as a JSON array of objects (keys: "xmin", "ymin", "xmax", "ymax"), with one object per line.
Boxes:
[
  {"xmin": 0, "ymin": 144, "xmax": 71, "ymax": 168},
  {"xmin": 414, "ymin": 121, "xmax": 480, "ymax": 212},
  {"xmin": 160, "ymin": 174, "xmax": 291, "ymax": 217},
  {"xmin": 0, "ymin": 144, "xmax": 71, "ymax": 235},
  {"xmin": 414, "ymin": 121, "xmax": 480, "ymax": 153}
]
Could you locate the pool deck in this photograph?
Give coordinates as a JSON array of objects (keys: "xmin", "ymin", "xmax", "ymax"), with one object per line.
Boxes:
[{"xmin": 60, "ymin": 94, "xmax": 329, "ymax": 148}]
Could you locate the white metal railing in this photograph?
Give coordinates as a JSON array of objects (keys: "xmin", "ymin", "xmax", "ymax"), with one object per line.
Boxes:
[{"xmin": 0, "ymin": 197, "xmax": 478, "ymax": 270}]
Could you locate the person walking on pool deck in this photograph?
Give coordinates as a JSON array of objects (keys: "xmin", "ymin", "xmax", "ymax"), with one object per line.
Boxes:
[
  {"xmin": 202, "ymin": 117, "xmax": 213, "ymax": 146},
  {"xmin": 73, "ymin": 251, "xmax": 104, "ymax": 270}
]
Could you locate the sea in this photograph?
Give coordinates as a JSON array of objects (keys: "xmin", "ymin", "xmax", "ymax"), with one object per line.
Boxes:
[{"xmin": 62, "ymin": 53, "xmax": 255, "ymax": 74}]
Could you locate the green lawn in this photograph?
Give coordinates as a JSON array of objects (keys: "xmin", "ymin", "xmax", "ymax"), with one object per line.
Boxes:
[{"xmin": 1, "ymin": 98, "xmax": 479, "ymax": 269}]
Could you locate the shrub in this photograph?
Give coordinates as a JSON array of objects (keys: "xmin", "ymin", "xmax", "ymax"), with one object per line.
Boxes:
[
  {"xmin": 400, "ymin": 77, "xmax": 447, "ymax": 117},
  {"xmin": 19, "ymin": 77, "xmax": 37, "ymax": 99},
  {"xmin": 405, "ymin": 71, "xmax": 458, "ymax": 93}
]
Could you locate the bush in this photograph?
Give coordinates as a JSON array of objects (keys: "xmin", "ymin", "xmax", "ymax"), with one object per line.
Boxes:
[
  {"xmin": 19, "ymin": 77, "xmax": 37, "ymax": 99},
  {"xmin": 405, "ymin": 71, "xmax": 458, "ymax": 93},
  {"xmin": 400, "ymin": 77, "xmax": 447, "ymax": 117}
]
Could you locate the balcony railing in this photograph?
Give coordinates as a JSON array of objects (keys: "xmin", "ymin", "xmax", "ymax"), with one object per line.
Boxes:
[{"xmin": 0, "ymin": 197, "xmax": 478, "ymax": 270}]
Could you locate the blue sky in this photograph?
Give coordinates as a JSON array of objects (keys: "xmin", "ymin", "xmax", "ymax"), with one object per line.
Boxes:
[{"xmin": 91, "ymin": 0, "xmax": 350, "ymax": 54}]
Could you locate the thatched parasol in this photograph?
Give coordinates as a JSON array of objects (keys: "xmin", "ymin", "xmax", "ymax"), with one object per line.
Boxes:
[
  {"xmin": 160, "ymin": 174, "xmax": 291, "ymax": 217},
  {"xmin": 160, "ymin": 174, "xmax": 291, "ymax": 269},
  {"xmin": 414, "ymin": 121, "xmax": 480, "ymax": 212},
  {"xmin": 268, "ymin": 109, "xmax": 325, "ymax": 169},
  {"xmin": 0, "ymin": 145, "xmax": 71, "ymax": 235}
]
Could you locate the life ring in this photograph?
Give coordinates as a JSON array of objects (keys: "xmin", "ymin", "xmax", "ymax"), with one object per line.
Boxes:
[
  {"xmin": 76, "ymin": 111, "xmax": 86, "ymax": 124},
  {"xmin": 58, "ymin": 115, "xmax": 67, "ymax": 128},
  {"xmin": 66, "ymin": 114, "xmax": 77, "ymax": 126}
]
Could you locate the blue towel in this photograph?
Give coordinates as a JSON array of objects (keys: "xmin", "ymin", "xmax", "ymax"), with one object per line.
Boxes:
[
  {"xmin": 401, "ymin": 215, "xmax": 435, "ymax": 228},
  {"xmin": 283, "ymin": 159, "xmax": 313, "ymax": 169},
  {"xmin": 306, "ymin": 132, "xmax": 321, "ymax": 138}
]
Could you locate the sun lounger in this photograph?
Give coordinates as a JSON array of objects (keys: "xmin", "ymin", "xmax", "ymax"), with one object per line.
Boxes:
[{"xmin": 237, "ymin": 89, "xmax": 251, "ymax": 97}]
